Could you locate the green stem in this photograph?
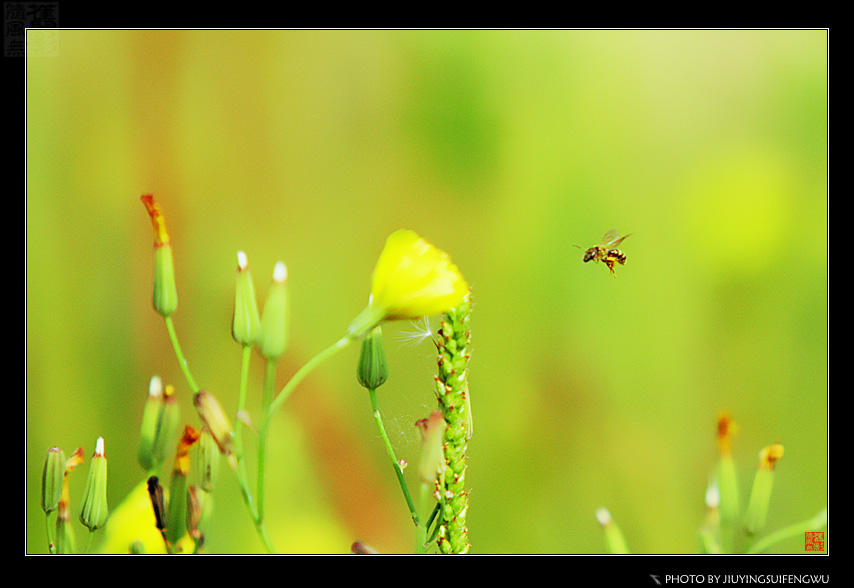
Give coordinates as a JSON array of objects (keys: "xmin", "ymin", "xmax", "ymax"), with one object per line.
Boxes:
[
  {"xmin": 163, "ymin": 316, "xmax": 200, "ymax": 393},
  {"xmin": 256, "ymin": 358, "xmax": 277, "ymax": 523},
  {"xmin": 45, "ymin": 513, "xmax": 56, "ymax": 554},
  {"xmin": 368, "ymin": 387, "xmax": 420, "ymax": 529},
  {"xmin": 745, "ymin": 508, "xmax": 827, "ymax": 554},
  {"xmin": 163, "ymin": 315, "xmax": 274, "ymax": 553},
  {"xmin": 230, "ymin": 344, "xmax": 275, "ymax": 553},
  {"xmin": 264, "ymin": 336, "xmax": 352, "ymax": 425}
]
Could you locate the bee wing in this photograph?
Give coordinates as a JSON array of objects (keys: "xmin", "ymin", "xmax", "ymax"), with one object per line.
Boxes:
[
  {"xmin": 598, "ymin": 228, "xmax": 620, "ymax": 247},
  {"xmin": 600, "ymin": 228, "xmax": 630, "ymax": 248}
]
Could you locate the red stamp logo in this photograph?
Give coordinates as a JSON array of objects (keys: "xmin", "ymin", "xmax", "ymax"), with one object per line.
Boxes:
[{"xmin": 804, "ymin": 531, "xmax": 825, "ymax": 552}]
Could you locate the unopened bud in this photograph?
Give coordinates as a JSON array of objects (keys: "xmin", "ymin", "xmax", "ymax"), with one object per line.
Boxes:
[
  {"xmin": 595, "ymin": 507, "xmax": 630, "ymax": 554},
  {"xmin": 164, "ymin": 427, "xmax": 200, "ymax": 549},
  {"xmin": 55, "ymin": 448, "xmax": 84, "ymax": 553},
  {"xmin": 41, "ymin": 446, "xmax": 65, "ymax": 514},
  {"xmin": 743, "ymin": 444, "xmax": 784, "ymax": 535},
  {"xmin": 138, "ymin": 376, "xmax": 180, "ymax": 472},
  {"xmin": 232, "ymin": 251, "xmax": 262, "ymax": 346},
  {"xmin": 79, "ymin": 438, "xmax": 109, "ymax": 531},
  {"xmin": 259, "ymin": 261, "xmax": 290, "ymax": 359},
  {"xmin": 141, "ymin": 195, "xmax": 178, "ymax": 317},
  {"xmin": 715, "ymin": 412, "xmax": 739, "ymax": 526},
  {"xmin": 193, "ymin": 391, "xmax": 234, "ymax": 457},
  {"xmin": 357, "ymin": 324, "xmax": 388, "ymax": 390}
]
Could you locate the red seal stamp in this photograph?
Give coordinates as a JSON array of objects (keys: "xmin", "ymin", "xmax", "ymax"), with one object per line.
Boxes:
[{"xmin": 804, "ymin": 531, "xmax": 825, "ymax": 551}]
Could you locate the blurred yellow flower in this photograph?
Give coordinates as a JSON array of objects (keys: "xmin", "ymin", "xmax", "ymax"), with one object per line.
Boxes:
[{"xmin": 348, "ymin": 230, "xmax": 469, "ymax": 338}]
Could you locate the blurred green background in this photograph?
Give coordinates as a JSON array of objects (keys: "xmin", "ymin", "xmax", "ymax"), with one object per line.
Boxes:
[{"xmin": 26, "ymin": 30, "xmax": 827, "ymax": 554}]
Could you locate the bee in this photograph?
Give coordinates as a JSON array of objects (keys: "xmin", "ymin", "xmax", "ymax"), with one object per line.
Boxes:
[{"xmin": 574, "ymin": 228, "xmax": 632, "ymax": 277}]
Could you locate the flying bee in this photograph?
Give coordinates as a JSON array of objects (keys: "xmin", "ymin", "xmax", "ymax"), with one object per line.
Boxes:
[{"xmin": 574, "ymin": 228, "xmax": 632, "ymax": 277}]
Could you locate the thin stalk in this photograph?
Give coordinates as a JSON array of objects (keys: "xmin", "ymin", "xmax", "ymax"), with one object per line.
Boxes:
[
  {"xmin": 256, "ymin": 358, "xmax": 277, "ymax": 523},
  {"xmin": 163, "ymin": 317, "xmax": 274, "ymax": 553},
  {"xmin": 745, "ymin": 509, "xmax": 827, "ymax": 554},
  {"xmin": 368, "ymin": 387, "xmax": 420, "ymax": 528},
  {"xmin": 230, "ymin": 344, "xmax": 275, "ymax": 553},
  {"xmin": 45, "ymin": 513, "xmax": 56, "ymax": 554},
  {"xmin": 265, "ymin": 336, "xmax": 353, "ymax": 421},
  {"xmin": 163, "ymin": 316, "xmax": 200, "ymax": 394}
]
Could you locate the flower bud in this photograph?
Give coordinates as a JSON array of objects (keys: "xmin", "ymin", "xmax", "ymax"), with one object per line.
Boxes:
[
  {"xmin": 138, "ymin": 376, "xmax": 180, "ymax": 472},
  {"xmin": 232, "ymin": 251, "xmax": 262, "ymax": 346},
  {"xmin": 595, "ymin": 507, "xmax": 631, "ymax": 554},
  {"xmin": 164, "ymin": 426, "xmax": 201, "ymax": 550},
  {"xmin": 716, "ymin": 412, "xmax": 739, "ymax": 526},
  {"xmin": 165, "ymin": 470, "xmax": 189, "ymax": 548},
  {"xmin": 41, "ymin": 446, "xmax": 65, "ymax": 514},
  {"xmin": 357, "ymin": 324, "xmax": 388, "ymax": 390},
  {"xmin": 259, "ymin": 261, "xmax": 290, "ymax": 360},
  {"xmin": 54, "ymin": 448, "xmax": 84, "ymax": 553},
  {"xmin": 141, "ymin": 195, "xmax": 178, "ymax": 317},
  {"xmin": 193, "ymin": 391, "xmax": 234, "ymax": 458},
  {"xmin": 743, "ymin": 443, "xmax": 784, "ymax": 535},
  {"xmin": 79, "ymin": 437, "xmax": 109, "ymax": 531}
]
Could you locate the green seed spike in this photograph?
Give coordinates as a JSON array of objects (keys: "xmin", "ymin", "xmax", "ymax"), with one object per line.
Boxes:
[{"xmin": 434, "ymin": 291, "xmax": 472, "ymax": 554}]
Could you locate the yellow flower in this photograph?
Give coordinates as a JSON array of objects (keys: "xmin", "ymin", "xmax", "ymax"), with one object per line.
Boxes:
[{"xmin": 348, "ymin": 230, "xmax": 469, "ymax": 338}]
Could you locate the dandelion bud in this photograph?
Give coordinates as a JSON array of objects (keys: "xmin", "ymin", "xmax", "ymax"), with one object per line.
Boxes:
[
  {"xmin": 357, "ymin": 324, "xmax": 388, "ymax": 390},
  {"xmin": 165, "ymin": 426, "xmax": 201, "ymax": 549},
  {"xmin": 41, "ymin": 446, "xmax": 65, "ymax": 514},
  {"xmin": 259, "ymin": 261, "xmax": 290, "ymax": 360},
  {"xmin": 743, "ymin": 444, "xmax": 784, "ymax": 535},
  {"xmin": 715, "ymin": 411, "xmax": 739, "ymax": 526},
  {"xmin": 55, "ymin": 448, "xmax": 84, "ymax": 553},
  {"xmin": 79, "ymin": 438, "xmax": 109, "ymax": 531},
  {"xmin": 141, "ymin": 195, "xmax": 178, "ymax": 317},
  {"xmin": 232, "ymin": 251, "xmax": 262, "ymax": 346},
  {"xmin": 193, "ymin": 391, "xmax": 235, "ymax": 458},
  {"xmin": 138, "ymin": 376, "xmax": 180, "ymax": 472},
  {"xmin": 595, "ymin": 507, "xmax": 631, "ymax": 554}
]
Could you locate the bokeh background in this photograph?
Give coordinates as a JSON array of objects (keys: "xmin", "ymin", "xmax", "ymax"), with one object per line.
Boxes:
[{"xmin": 26, "ymin": 30, "xmax": 827, "ymax": 554}]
